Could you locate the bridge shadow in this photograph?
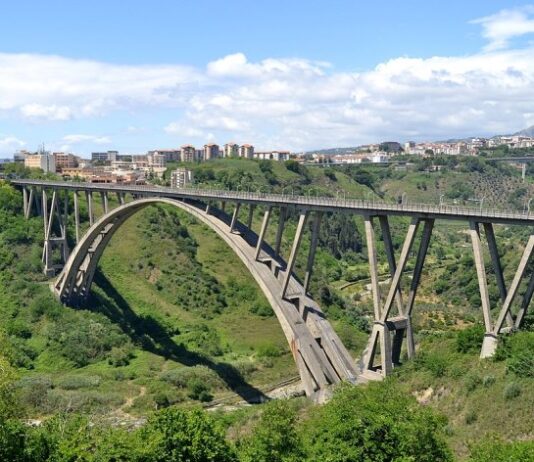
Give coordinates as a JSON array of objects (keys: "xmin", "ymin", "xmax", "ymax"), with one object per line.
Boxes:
[{"xmin": 88, "ymin": 270, "xmax": 268, "ymax": 404}]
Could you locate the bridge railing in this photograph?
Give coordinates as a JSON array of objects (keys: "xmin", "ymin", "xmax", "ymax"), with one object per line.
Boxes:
[{"xmin": 10, "ymin": 179, "xmax": 534, "ymax": 222}]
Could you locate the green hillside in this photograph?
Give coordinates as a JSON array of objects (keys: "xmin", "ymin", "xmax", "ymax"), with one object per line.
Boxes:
[{"xmin": 1, "ymin": 155, "xmax": 534, "ymax": 460}]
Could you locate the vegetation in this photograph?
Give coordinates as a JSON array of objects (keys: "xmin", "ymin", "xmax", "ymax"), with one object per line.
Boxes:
[{"xmin": 1, "ymin": 153, "xmax": 534, "ymax": 460}]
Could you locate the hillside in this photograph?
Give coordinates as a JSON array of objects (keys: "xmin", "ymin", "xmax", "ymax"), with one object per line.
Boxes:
[{"xmin": 1, "ymin": 156, "xmax": 534, "ymax": 460}]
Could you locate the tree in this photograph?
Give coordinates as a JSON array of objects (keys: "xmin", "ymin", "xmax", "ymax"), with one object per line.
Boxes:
[
  {"xmin": 238, "ymin": 401, "xmax": 304, "ymax": 462},
  {"xmin": 140, "ymin": 407, "xmax": 236, "ymax": 462},
  {"xmin": 302, "ymin": 382, "xmax": 453, "ymax": 462}
]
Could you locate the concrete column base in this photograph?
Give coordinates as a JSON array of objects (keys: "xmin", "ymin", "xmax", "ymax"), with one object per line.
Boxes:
[{"xmin": 480, "ymin": 333, "xmax": 498, "ymax": 358}]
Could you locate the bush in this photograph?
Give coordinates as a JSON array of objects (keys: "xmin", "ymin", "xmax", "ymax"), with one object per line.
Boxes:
[
  {"xmin": 238, "ymin": 400, "xmax": 304, "ymax": 462},
  {"xmin": 160, "ymin": 366, "xmax": 224, "ymax": 390},
  {"xmin": 415, "ymin": 351, "xmax": 449, "ymax": 378},
  {"xmin": 456, "ymin": 325, "xmax": 485, "ymax": 354},
  {"xmin": 47, "ymin": 312, "xmax": 131, "ymax": 367},
  {"xmin": 187, "ymin": 379, "xmax": 213, "ymax": 402},
  {"xmin": 141, "ymin": 407, "xmax": 236, "ymax": 462},
  {"xmin": 495, "ymin": 332, "xmax": 534, "ymax": 377},
  {"xmin": 302, "ymin": 382, "xmax": 453, "ymax": 462},
  {"xmin": 0, "ymin": 417, "xmax": 26, "ymax": 462},
  {"xmin": 55, "ymin": 375, "xmax": 101, "ymax": 390},
  {"xmin": 503, "ymin": 382, "xmax": 521, "ymax": 400},
  {"xmin": 464, "ymin": 373, "xmax": 482, "ymax": 393},
  {"xmin": 469, "ymin": 437, "xmax": 534, "ymax": 461}
]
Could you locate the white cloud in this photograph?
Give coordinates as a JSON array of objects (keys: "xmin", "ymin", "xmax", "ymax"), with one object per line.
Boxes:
[
  {"xmin": 62, "ymin": 134, "xmax": 111, "ymax": 144},
  {"xmin": 5, "ymin": 7, "xmax": 534, "ymax": 151},
  {"xmin": 0, "ymin": 53, "xmax": 200, "ymax": 121},
  {"xmin": 0, "ymin": 136, "xmax": 25, "ymax": 155},
  {"xmin": 473, "ymin": 6, "xmax": 534, "ymax": 51}
]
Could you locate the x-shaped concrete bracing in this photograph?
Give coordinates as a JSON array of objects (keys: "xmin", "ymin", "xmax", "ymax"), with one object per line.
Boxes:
[
  {"xmin": 469, "ymin": 221, "xmax": 534, "ymax": 358},
  {"xmin": 361, "ymin": 215, "xmax": 434, "ymax": 378}
]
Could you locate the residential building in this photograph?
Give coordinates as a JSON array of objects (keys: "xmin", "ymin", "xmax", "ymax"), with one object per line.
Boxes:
[
  {"xmin": 239, "ymin": 144, "xmax": 254, "ymax": 159},
  {"xmin": 223, "ymin": 142, "xmax": 239, "ymax": 158},
  {"xmin": 149, "ymin": 149, "xmax": 181, "ymax": 162},
  {"xmin": 254, "ymin": 150, "xmax": 290, "ymax": 161},
  {"xmin": 91, "ymin": 151, "xmax": 118, "ymax": 163},
  {"xmin": 147, "ymin": 152, "xmax": 166, "ymax": 168},
  {"xmin": 204, "ymin": 143, "xmax": 220, "ymax": 160},
  {"xmin": 53, "ymin": 152, "xmax": 79, "ymax": 172},
  {"xmin": 14, "ymin": 150, "xmax": 30, "ymax": 163},
  {"xmin": 170, "ymin": 168, "xmax": 194, "ymax": 188},
  {"xmin": 180, "ymin": 144, "xmax": 196, "ymax": 162},
  {"xmin": 25, "ymin": 150, "xmax": 56, "ymax": 173}
]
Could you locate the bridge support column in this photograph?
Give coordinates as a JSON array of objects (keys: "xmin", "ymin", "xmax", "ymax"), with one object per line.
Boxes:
[
  {"xmin": 74, "ymin": 191, "xmax": 80, "ymax": 244},
  {"xmin": 23, "ymin": 187, "xmax": 29, "ymax": 218},
  {"xmin": 229, "ymin": 203, "xmax": 241, "ymax": 233},
  {"xmin": 41, "ymin": 189, "xmax": 69, "ymax": 277},
  {"xmin": 304, "ymin": 211, "xmax": 322, "ymax": 293},
  {"xmin": 255, "ymin": 206, "xmax": 272, "ymax": 260},
  {"xmin": 274, "ymin": 207, "xmax": 287, "ymax": 258},
  {"xmin": 470, "ymin": 221, "xmax": 534, "ymax": 358},
  {"xmin": 101, "ymin": 192, "xmax": 109, "ymax": 214},
  {"xmin": 117, "ymin": 192, "xmax": 125, "ymax": 205},
  {"xmin": 247, "ymin": 204, "xmax": 255, "ymax": 230},
  {"xmin": 361, "ymin": 216, "xmax": 430, "ymax": 378},
  {"xmin": 86, "ymin": 191, "xmax": 94, "ymax": 226},
  {"xmin": 282, "ymin": 211, "xmax": 309, "ymax": 299}
]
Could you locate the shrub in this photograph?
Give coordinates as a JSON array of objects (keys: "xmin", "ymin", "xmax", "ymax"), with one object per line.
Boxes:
[
  {"xmin": 237, "ymin": 400, "xmax": 304, "ymax": 462},
  {"xmin": 187, "ymin": 379, "xmax": 213, "ymax": 402},
  {"xmin": 302, "ymin": 382, "xmax": 453, "ymax": 462},
  {"xmin": 55, "ymin": 375, "xmax": 100, "ymax": 390},
  {"xmin": 256, "ymin": 343, "xmax": 283, "ymax": 359},
  {"xmin": 465, "ymin": 410, "xmax": 478, "ymax": 425},
  {"xmin": 160, "ymin": 366, "xmax": 224, "ymax": 390},
  {"xmin": 482, "ymin": 375, "xmax": 496, "ymax": 387},
  {"xmin": 456, "ymin": 325, "xmax": 485, "ymax": 354},
  {"xmin": 464, "ymin": 373, "xmax": 482, "ymax": 393},
  {"xmin": 140, "ymin": 407, "xmax": 236, "ymax": 462},
  {"xmin": 415, "ymin": 351, "xmax": 449, "ymax": 378},
  {"xmin": 249, "ymin": 301, "xmax": 273, "ymax": 317},
  {"xmin": 469, "ymin": 437, "xmax": 534, "ymax": 461},
  {"xmin": 503, "ymin": 382, "xmax": 521, "ymax": 400}
]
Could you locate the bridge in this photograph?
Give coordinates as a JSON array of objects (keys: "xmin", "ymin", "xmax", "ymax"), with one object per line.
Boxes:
[{"xmin": 9, "ymin": 179, "xmax": 534, "ymax": 399}]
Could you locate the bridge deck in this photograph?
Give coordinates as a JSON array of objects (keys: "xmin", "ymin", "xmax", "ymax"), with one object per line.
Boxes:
[{"xmin": 10, "ymin": 179, "xmax": 534, "ymax": 226}]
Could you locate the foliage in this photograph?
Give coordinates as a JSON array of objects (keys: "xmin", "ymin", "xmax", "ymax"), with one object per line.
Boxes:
[
  {"xmin": 302, "ymin": 382, "xmax": 453, "ymax": 462},
  {"xmin": 141, "ymin": 407, "xmax": 236, "ymax": 462},
  {"xmin": 47, "ymin": 312, "xmax": 133, "ymax": 367},
  {"xmin": 237, "ymin": 400, "xmax": 304, "ymax": 462},
  {"xmin": 456, "ymin": 325, "xmax": 485, "ymax": 354},
  {"xmin": 468, "ymin": 437, "xmax": 534, "ymax": 461}
]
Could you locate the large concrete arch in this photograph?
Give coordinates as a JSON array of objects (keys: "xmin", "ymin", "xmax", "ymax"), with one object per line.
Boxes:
[{"xmin": 52, "ymin": 197, "xmax": 359, "ymax": 398}]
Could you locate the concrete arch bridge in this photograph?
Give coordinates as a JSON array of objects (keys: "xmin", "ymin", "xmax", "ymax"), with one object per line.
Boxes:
[{"xmin": 10, "ymin": 180, "xmax": 534, "ymax": 398}]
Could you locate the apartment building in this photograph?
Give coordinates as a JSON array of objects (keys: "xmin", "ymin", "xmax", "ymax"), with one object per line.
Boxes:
[{"xmin": 170, "ymin": 168, "xmax": 194, "ymax": 188}]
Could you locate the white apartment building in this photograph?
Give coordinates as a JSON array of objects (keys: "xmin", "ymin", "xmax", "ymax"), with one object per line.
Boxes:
[
  {"xmin": 223, "ymin": 143, "xmax": 239, "ymax": 157},
  {"xmin": 180, "ymin": 145, "xmax": 196, "ymax": 162},
  {"xmin": 239, "ymin": 144, "xmax": 254, "ymax": 159},
  {"xmin": 171, "ymin": 168, "xmax": 194, "ymax": 188}
]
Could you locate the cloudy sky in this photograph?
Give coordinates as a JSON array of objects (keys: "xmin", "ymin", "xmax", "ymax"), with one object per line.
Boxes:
[{"xmin": 1, "ymin": 1, "xmax": 534, "ymax": 156}]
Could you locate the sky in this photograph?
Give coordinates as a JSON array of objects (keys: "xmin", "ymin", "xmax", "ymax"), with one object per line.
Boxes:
[{"xmin": 2, "ymin": 0, "xmax": 534, "ymax": 156}]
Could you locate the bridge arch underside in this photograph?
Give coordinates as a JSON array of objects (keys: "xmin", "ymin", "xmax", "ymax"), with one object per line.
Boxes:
[{"xmin": 53, "ymin": 197, "xmax": 359, "ymax": 398}]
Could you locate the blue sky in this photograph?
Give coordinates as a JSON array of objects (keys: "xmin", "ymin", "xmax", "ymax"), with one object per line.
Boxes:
[{"xmin": 1, "ymin": 1, "xmax": 534, "ymax": 155}]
